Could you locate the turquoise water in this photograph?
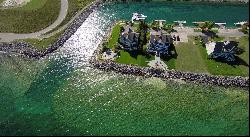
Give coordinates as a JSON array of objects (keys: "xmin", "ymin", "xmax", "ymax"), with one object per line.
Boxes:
[
  {"xmin": 101, "ymin": 1, "xmax": 249, "ymax": 27},
  {"xmin": 0, "ymin": 1, "xmax": 249, "ymax": 136}
]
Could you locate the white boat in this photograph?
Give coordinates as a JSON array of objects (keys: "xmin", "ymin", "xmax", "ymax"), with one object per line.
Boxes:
[
  {"xmin": 174, "ymin": 20, "xmax": 187, "ymax": 24},
  {"xmin": 131, "ymin": 13, "xmax": 147, "ymax": 23},
  {"xmin": 215, "ymin": 22, "xmax": 226, "ymax": 25},
  {"xmin": 234, "ymin": 21, "xmax": 248, "ymax": 26},
  {"xmin": 192, "ymin": 21, "xmax": 205, "ymax": 24}
]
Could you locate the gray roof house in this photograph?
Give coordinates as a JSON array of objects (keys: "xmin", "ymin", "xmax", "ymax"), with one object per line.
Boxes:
[
  {"xmin": 119, "ymin": 25, "xmax": 140, "ymax": 51},
  {"xmin": 205, "ymin": 41, "xmax": 239, "ymax": 62},
  {"xmin": 147, "ymin": 30, "xmax": 173, "ymax": 56}
]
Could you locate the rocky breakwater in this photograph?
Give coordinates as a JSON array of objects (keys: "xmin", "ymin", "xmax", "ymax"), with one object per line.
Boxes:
[
  {"xmin": 0, "ymin": 0, "xmax": 104, "ymax": 58},
  {"xmin": 0, "ymin": 42, "xmax": 42, "ymax": 58},
  {"xmin": 89, "ymin": 58, "xmax": 249, "ymax": 88}
]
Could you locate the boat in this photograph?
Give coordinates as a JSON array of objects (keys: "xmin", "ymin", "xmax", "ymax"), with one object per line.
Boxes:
[
  {"xmin": 174, "ymin": 20, "xmax": 187, "ymax": 24},
  {"xmin": 131, "ymin": 13, "xmax": 147, "ymax": 23},
  {"xmin": 234, "ymin": 21, "xmax": 248, "ymax": 26}
]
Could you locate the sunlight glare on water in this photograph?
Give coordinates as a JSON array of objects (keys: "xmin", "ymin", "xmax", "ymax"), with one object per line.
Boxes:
[{"xmin": 49, "ymin": 9, "xmax": 115, "ymax": 69}]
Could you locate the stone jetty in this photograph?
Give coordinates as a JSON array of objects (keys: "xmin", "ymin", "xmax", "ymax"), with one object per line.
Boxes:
[
  {"xmin": 0, "ymin": 0, "xmax": 105, "ymax": 59},
  {"xmin": 90, "ymin": 59, "xmax": 249, "ymax": 88}
]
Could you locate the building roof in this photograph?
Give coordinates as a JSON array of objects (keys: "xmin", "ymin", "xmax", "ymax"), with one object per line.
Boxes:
[
  {"xmin": 214, "ymin": 41, "xmax": 238, "ymax": 53},
  {"xmin": 150, "ymin": 33, "xmax": 172, "ymax": 44},
  {"xmin": 206, "ymin": 41, "xmax": 238, "ymax": 55}
]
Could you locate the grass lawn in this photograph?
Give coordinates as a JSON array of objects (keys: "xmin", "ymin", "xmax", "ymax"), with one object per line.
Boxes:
[
  {"xmin": 0, "ymin": 0, "xmax": 61, "ymax": 33},
  {"xmin": 175, "ymin": 38, "xmax": 208, "ymax": 73},
  {"xmin": 106, "ymin": 23, "xmax": 121, "ymax": 49},
  {"xmin": 196, "ymin": 36, "xmax": 249, "ymax": 77},
  {"xmin": 116, "ymin": 51, "xmax": 153, "ymax": 67},
  {"xmin": 16, "ymin": 0, "xmax": 47, "ymax": 10},
  {"xmin": 237, "ymin": 36, "xmax": 249, "ymax": 65},
  {"xmin": 104, "ymin": 22, "xmax": 249, "ymax": 77}
]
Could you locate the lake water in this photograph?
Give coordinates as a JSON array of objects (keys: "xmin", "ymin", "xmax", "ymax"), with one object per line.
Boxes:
[{"xmin": 0, "ymin": 1, "xmax": 249, "ymax": 136}]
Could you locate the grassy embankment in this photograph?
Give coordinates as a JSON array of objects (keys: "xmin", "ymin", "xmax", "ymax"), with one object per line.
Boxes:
[
  {"xmin": 16, "ymin": 0, "xmax": 94, "ymax": 51},
  {"xmin": 0, "ymin": 0, "xmax": 60, "ymax": 33},
  {"xmin": 104, "ymin": 23, "xmax": 249, "ymax": 76}
]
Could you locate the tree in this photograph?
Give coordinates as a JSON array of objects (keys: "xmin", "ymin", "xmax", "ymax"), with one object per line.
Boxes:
[
  {"xmin": 138, "ymin": 21, "xmax": 148, "ymax": 51},
  {"xmin": 163, "ymin": 23, "xmax": 174, "ymax": 33},
  {"xmin": 240, "ymin": 24, "xmax": 249, "ymax": 34},
  {"xmin": 150, "ymin": 21, "xmax": 160, "ymax": 31},
  {"xmin": 199, "ymin": 21, "xmax": 215, "ymax": 33}
]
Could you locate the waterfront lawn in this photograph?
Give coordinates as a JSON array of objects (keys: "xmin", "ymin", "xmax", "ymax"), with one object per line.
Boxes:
[
  {"xmin": 175, "ymin": 38, "xmax": 208, "ymax": 73},
  {"xmin": 238, "ymin": 36, "xmax": 249, "ymax": 64},
  {"xmin": 196, "ymin": 36, "xmax": 249, "ymax": 77},
  {"xmin": 115, "ymin": 50, "xmax": 176, "ymax": 69},
  {"xmin": 107, "ymin": 24, "xmax": 121, "ymax": 49},
  {"xmin": 116, "ymin": 51, "xmax": 153, "ymax": 67},
  {"xmin": 0, "ymin": 0, "xmax": 61, "ymax": 33}
]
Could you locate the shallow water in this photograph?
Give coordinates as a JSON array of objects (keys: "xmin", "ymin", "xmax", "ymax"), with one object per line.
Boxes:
[{"xmin": 0, "ymin": 1, "xmax": 249, "ymax": 136}]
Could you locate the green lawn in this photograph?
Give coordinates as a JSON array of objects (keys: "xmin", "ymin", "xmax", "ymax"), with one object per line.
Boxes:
[
  {"xmin": 104, "ymin": 22, "xmax": 249, "ymax": 77},
  {"xmin": 196, "ymin": 36, "xmax": 249, "ymax": 77},
  {"xmin": 107, "ymin": 24, "xmax": 121, "ymax": 49},
  {"xmin": 175, "ymin": 38, "xmax": 208, "ymax": 73},
  {"xmin": 114, "ymin": 36, "xmax": 248, "ymax": 76},
  {"xmin": 0, "ymin": 0, "xmax": 61, "ymax": 33},
  {"xmin": 116, "ymin": 51, "xmax": 153, "ymax": 67},
  {"xmin": 238, "ymin": 36, "xmax": 249, "ymax": 64},
  {"xmin": 16, "ymin": 0, "xmax": 47, "ymax": 10}
]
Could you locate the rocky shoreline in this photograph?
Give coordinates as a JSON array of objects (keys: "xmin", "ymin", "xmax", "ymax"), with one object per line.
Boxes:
[
  {"xmin": 0, "ymin": 0, "xmax": 105, "ymax": 59},
  {"xmin": 89, "ymin": 58, "xmax": 249, "ymax": 88},
  {"xmin": 0, "ymin": 0, "xmax": 248, "ymax": 58},
  {"xmin": 89, "ymin": 21, "xmax": 249, "ymax": 89},
  {"xmin": 0, "ymin": 0, "xmax": 248, "ymax": 88}
]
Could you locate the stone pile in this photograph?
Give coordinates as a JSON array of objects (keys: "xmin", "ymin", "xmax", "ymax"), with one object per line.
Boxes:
[{"xmin": 89, "ymin": 58, "xmax": 249, "ymax": 88}]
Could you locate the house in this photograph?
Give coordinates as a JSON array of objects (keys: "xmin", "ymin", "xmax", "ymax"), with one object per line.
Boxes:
[
  {"xmin": 205, "ymin": 41, "xmax": 239, "ymax": 62},
  {"xmin": 119, "ymin": 25, "xmax": 140, "ymax": 51},
  {"xmin": 147, "ymin": 30, "xmax": 173, "ymax": 56}
]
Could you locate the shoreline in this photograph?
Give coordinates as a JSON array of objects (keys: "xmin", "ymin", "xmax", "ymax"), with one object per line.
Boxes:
[
  {"xmin": 0, "ymin": 0, "xmax": 104, "ymax": 59},
  {"xmin": 118, "ymin": 0, "xmax": 249, "ymax": 3},
  {"xmin": 90, "ymin": 59, "xmax": 249, "ymax": 89},
  {"xmin": 0, "ymin": 0, "xmax": 248, "ymax": 88},
  {"xmin": 88, "ymin": 21, "xmax": 249, "ymax": 89},
  {"xmin": 0, "ymin": 0, "xmax": 248, "ymax": 58}
]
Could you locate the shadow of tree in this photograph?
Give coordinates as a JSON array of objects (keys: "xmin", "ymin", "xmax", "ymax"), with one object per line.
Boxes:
[
  {"xmin": 202, "ymin": 31, "xmax": 218, "ymax": 38},
  {"xmin": 213, "ymin": 56, "xmax": 249, "ymax": 68}
]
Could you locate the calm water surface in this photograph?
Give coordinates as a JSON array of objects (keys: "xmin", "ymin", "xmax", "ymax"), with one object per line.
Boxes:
[{"xmin": 0, "ymin": 1, "xmax": 249, "ymax": 136}]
